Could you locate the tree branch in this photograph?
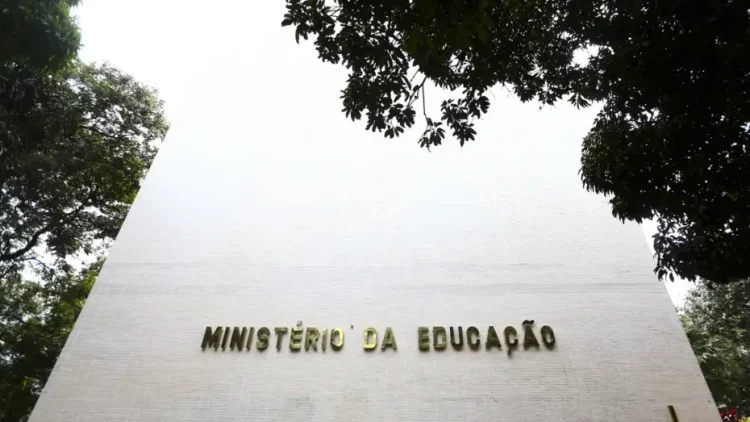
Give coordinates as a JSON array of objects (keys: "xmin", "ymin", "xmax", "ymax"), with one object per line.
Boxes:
[
  {"xmin": 30, "ymin": 257, "xmax": 54, "ymax": 273},
  {"xmin": 0, "ymin": 193, "xmax": 94, "ymax": 263},
  {"xmin": 409, "ymin": 70, "xmax": 421, "ymax": 84},
  {"xmin": 79, "ymin": 125, "xmax": 127, "ymax": 142},
  {"xmin": 0, "ymin": 264, "xmax": 19, "ymax": 280},
  {"xmin": 0, "ymin": 223, "xmax": 53, "ymax": 262},
  {"xmin": 406, "ymin": 76, "xmax": 428, "ymax": 109},
  {"xmin": 79, "ymin": 125, "xmax": 109, "ymax": 138},
  {"xmin": 1, "ymin": 311, "xmax": 30, "ymax": 327}
]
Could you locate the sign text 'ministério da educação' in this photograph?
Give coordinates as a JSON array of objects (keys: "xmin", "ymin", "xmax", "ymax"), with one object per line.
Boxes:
[{"xmin": 201, "ymin": 320, "xmax": 555, "ymax": 356}]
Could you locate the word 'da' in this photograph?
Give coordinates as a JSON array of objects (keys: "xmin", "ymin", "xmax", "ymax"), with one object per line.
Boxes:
[{"xmin": 201, "ymin": 321, "xmax": 555, "ymax": 355}]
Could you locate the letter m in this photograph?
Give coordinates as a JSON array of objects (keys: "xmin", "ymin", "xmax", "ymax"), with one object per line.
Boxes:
[{"xmin": 202, "ymin": 326, "xmax": 223, "ymax": 350}]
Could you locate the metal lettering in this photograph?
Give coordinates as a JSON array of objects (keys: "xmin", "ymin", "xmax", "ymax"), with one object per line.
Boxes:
[
  {"xmin": 305, "ymin": 327, "xmax": 320, "ymax": 351},
  {"xmin": 245, "ymin": 327, "xmax": 255, "ymax": 351},
  {"xmin": 450, "ymin": 326, "xmax": 463, "ymax": 350},
  {"xmin": 256, "ymin": 327, "xmax": 270, "ymax": 351},
  {"xmin": 221, "ymin": 326, "xmax": 231, "ymax": 350},
  {"xmin": 363, "ymin": 327, "xmax": 378, "ymax": 351},
  {"xmin": 330, "ymin": 327, "xmax": 344, "ymax": 351},
  {"xmin": 504, "ymin": 326, "xmax": 518, "ymax": 356},
  {"xmin": 433, "ymin": 326, "xmax": 447, "ymax": 350},
  {"xmin": 230, "ymin": 327, "xmax": 247, "ymax": 351},
  {"xmin": 522, "ymin": 320, "xmax": 540, "ymax": 349},
  {"xmin": 200, "ymin": 321, "xmax": 555, "ymax": 355},
  {"xmin": 381, "ymin": 327, "xmax": 397, "ymax": 351},
  {"xmin": 275, "ymin": 327, "xmax": 289, "ymax": 351},
  {"xmin": 201, "ymin": 326, "xmax": 223, "ymax": 350},
  {"xmin": 418, "ymin": 327, "xmax": 430, "ymax": 351},
  {"xmin": 485, "ymin": 326, "xmax": 502, "ymax": 350},
  {"xmin": 541, "ymin": 325, "xmax": 556, "ymax": 348},
  {"xmin": 289, "ymin": 327, "xmax": 303, "ymax": 351},
  {"xmin": 467, "ymin": 326, "xmax": 480, "ymax": 350}
]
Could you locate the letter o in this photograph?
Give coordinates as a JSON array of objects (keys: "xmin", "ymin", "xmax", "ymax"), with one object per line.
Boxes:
[
  {"xmin": 330, "ymin": 327, "xmax": 344, "ymax": 351},
  {"xmin": 541, "ymin": 325, "xmax": 556, "ymax": 348}
]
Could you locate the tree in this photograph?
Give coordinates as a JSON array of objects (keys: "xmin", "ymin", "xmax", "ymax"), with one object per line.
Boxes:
[
  {"xmin": 0, "ymin": 260, "xmax": 98, "ymax": 422},
  {"xmin": 682, "ymin": 280, "xmax": 750, "ymax": 414},
  {"xmin": 281, "ymin": 0, "xmax": 750, "ymax": 284},
  {"xmin": 1, "ymin": 0, "xmax": 82, "ymax": 160},
  {"xmin": 0, "ymin": 60, "xmax": 167, "ymax": 419},
  {"xmin": 1, "ymin": 4, "xmax": 168, "ymax": 416},
  {"xmin": 0, "ymin": 59, "xmax": 167, "ymax": 420},
  {"xmin": 0, "ymin": 61, "xmax": 168, "ymax": 274},
  {"xmin": 0, "ymin": 0, "xmax": 80, "ymax": 72},
  {"xmin": 684, "ymin": 280, "xmax": 750, "ymax": 349}
]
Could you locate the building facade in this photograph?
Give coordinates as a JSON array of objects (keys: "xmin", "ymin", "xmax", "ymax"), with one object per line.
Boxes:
[{"xmin": 29, "ymin": 6, "xmax": 718, "ymax": 419}]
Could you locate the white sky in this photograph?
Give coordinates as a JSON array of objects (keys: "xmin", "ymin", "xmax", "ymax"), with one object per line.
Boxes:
[{"xmin": 71, "ymin": 0, "xmax": 692, "ymax": 305}]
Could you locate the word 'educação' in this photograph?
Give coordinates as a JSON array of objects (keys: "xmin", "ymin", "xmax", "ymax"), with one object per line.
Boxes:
[{"xmin": 201, "ymin": 320, "xmax": 555, "ymax": 356}]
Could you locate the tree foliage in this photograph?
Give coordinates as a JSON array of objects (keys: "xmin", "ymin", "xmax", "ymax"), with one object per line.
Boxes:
[
  {"xmin": 1, "ymin": 2, "xmax": 168, "ymax": 419},
  {"xmin": 0, "ymin": 62, "xmax": 168, "ymax": 273},
  {"xmin": 682, "ymin": 280, "xmax": 750, "ymax": 413},
  {"xmin": 0, "ymin": 0, "xmax": 81, "ymax": 72},
  {"xmin": 0, "ymin": 260, "xmax": 98, "ymax": 422},
  {"xmin": 282, "ymin": 0, "xmax": 750, "ymax": 284},
  {"xmin": 1, "ymin": 0, "xmax": 82, "ymax": 161}
]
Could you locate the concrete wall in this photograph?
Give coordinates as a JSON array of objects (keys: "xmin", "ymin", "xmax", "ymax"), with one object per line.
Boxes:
[{"xmin": 30, "ymin": 2, "xmax": 718, "ymax": 421}]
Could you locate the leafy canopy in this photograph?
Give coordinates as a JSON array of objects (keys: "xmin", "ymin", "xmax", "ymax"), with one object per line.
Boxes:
[
  {"xmin": 0, "ymin": 261, "xmax": 98, "ymax": 422},
  {"xmin": 0, "ymin": 62, "xmax": 168, "ymax": 274},
  {"xmin": 282, "ymin": 0, "xmax": 750, "ymax": 284},
  {"xmin": 0, "ymin": 59, "xmax": 167, "ymax": 419},
  {"xmin": 682, "ymin": 280, "xmax": 750, "ymax": 413},
  {"xmin": 1, "ymin": 0, "xmax": 83, "ymax": 162},
  {"xmin": 1, "ymin": 3, "xmax": 169, "ymax": 419},
  {"xmin": 0, "ymin": 0, "xmax": 81, "ymax": 72}
]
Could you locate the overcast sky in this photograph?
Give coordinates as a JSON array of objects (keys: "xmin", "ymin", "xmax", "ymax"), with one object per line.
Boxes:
[{"xmin": 72, "ymin": 0, "xmax": 692, "ymax": 305}]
